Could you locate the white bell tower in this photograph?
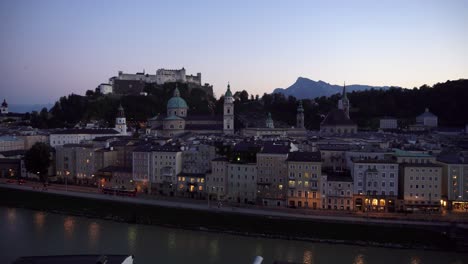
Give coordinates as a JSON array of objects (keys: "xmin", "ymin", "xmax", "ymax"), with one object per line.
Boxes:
[
  {"xmin": 223, "ymin": 83, "xmax": 234, "ymax": 135},
  {"xmin": 115, "ymin": 104, "xmax": 127, "ymax": 135}
]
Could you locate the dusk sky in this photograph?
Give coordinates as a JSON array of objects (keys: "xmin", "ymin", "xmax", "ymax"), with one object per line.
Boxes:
[{"xmin": 1, "ymin": 0, "xmax": 467, "ymax": 104}]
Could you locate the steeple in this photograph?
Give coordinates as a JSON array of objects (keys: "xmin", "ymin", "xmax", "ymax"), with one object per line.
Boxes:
[
  {"xmin": 117, "ymin": 103, "xmax": 125, "ymax": 118},
  {"xmin": 173, "ymin": 84, "xmax": 181, "ymax": 97},
  {"xmin": 342, "ymin": 82, "xmax": 348, "ymax": 101},
  {"xmin": 266, "ymin": 112, "xmax": 274, "ymax": 128},
  {"xmin": 223, "ymin": 82, "xmax": 234, "ymax": 134},
  {"xmin": 225, "ymin": 82, "xmax": 232, "ymax": 97},
  {"xmin": 115, "ymin": 103, "xmax": 127, "ymax": 135},
  {"xmin": 296, "ymin": 100, "xmax": 305, "ymax": 129},
  {"xmin": 297, "ymin": 100, "xmax": 304, "ymax": 112}
]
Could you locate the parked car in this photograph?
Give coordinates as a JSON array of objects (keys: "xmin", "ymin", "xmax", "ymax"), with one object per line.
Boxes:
[
  {"xmin": 18, "ymin": 179, "xmax": 26, "ymax": 185},
  {"xmin": 6, "ymin": 179, "xmax": 15, "ymax": 183}
]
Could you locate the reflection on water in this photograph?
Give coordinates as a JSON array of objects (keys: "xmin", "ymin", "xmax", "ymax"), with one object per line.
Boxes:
[
  {"xmin": 354, "ymin": 253, "xmax": 365, "ymax": 264},
  {"xmin": 254, "ymin": 242, "xmax": 263, "ymax": 257},
  {"xmin": 63, "ymin": 216, "xmax": 75, "ymax": 239},
  {"xmin": 7, "ymin": 208, "xmax": 16, "ymax": 224},
  {"xmin": 1, "ymin": 207, "xmax": 468, "ymax": 264},
  {"xmin": 208, "ymin": 239, "xmax": 219, "ymax": 261},
  {"xmin": 127, "ymin": 225, "xmax": 137, "ymax": 252},
  {"xmin": 411, "ymin": 256, "xmax": 422, "ymax": 264},
  {"xmin": 34, "ymin": 211, "xmax": 45, "ymax": 232},
  {"xmin": 167, "ymin": 232, "xmax": 176, "ymax": 250},
  {"xmin": 7, "ymin": 208, "xmax": 16, "ymax": 232},
  {"xmin": 88, "ymin": 222, "xmax": 100, "ymax": 248},
  {"xmin": 303, "ymin": 249, "xmax": 313, "ymax": 264}
]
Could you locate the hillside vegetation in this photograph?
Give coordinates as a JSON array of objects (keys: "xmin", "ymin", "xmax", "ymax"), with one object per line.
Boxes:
[{"xmin": 27, "ymin": 79, "xmax": 468, "ymax": 130}]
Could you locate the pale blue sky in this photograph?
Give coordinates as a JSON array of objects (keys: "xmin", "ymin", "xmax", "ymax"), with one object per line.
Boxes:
[{"xmin": 0, "ymin": 0, "xmax": 467, "ymax": 104}]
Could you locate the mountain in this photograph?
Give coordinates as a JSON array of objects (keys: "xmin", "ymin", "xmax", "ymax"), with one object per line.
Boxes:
[{"xmin": 273, "ymin": 77, "xmax": 393, "ymax": 99}]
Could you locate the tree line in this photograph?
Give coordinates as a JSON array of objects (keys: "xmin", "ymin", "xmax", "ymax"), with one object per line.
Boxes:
[{"xmin": 25, "ymin": 79, "xmax": 468, "ymax": 130}]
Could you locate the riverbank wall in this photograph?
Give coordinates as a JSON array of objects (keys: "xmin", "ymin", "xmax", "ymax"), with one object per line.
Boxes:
[{"xmin": 1, "ymin": 187, "xmax": 467, "ymax": 252}]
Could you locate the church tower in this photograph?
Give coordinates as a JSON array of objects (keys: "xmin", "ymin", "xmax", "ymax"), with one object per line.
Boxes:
[
  {"xmin": 338, "ymin": 83, "xmax": 350, "ymax": 118},
  {"xmin": 296, "ymin": 100, "xmax": 304, "ymax": 129},
  {"xmin": 1, "ymin": 99, "xmax": 8, "ymax": 114},
  {"xmin": 223, "ymin": 83, "xmax": 234, "ymax": 135},
  {"xmin": 266, "ymin": 112, "xmax": 274, "ymax": 128},
  {"xmin": 115, "ymin": 104, "xmax": 127, "ymax": 135}
]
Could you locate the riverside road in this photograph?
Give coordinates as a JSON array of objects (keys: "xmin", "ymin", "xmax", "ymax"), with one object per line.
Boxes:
[{"xmin": 2, "ymin": 179, "xmax": 468, "ymax": 228}]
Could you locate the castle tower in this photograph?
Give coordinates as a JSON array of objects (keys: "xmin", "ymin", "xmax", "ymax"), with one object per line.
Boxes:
[
  {"xmin": 1, "ymin": 99, "xmax": 8, "ymax": 114},
  {"xmin": 223, "ymin": 83, "xmax": 234, "ymax": 134},
  {"xmin": 338, "ymin": 82, "xmax": 350, "ymax": 118},
  {"xmin": 296, "ymin": 100, "xmax": 304, "ymax": 129},
  {"xmin": 115, "ymin": 104, "xmax": 127, "ymax": 135},
  {"xmin": 266, "ymin": 112, "xmax": 274, "ymax": 129}
]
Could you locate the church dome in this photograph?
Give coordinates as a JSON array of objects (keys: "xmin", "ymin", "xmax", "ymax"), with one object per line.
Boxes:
[
  {"xmin": 167, "ymin": 97, "xmax": 188, "ymax": 109},
  {"xmin": 167, "ymin": 87, "xmax": 188, "ymax": 109}
]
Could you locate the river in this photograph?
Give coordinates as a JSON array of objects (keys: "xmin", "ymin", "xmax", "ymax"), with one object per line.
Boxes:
[{"xmin": 1, "ymin": 207, "xmax": 467, "ymax": 264}]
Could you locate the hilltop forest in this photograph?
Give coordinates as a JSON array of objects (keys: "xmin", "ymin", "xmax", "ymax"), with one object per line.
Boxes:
[{"xmin": 27, "ymin": 79, "xmax": 468, "ymax": 130}]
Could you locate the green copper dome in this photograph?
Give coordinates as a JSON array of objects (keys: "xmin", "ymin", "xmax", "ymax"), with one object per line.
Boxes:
[{"xmin": 167, "ymin": 87, "xmax": 188, "ymax": 109}]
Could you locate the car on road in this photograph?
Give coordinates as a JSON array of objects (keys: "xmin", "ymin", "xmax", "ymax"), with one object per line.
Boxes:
[
  {"xmin": 6, "ymin": 179, "xmax": 16, "ymax": 183},
  {"xmin": 18, "ymin": 179, "xmax": 26, "ymax": 185}
]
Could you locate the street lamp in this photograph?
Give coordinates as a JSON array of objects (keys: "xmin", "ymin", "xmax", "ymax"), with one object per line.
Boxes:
[{"xmin": 65, "ymin": 171, "xmax": 70, "ymax": 192}]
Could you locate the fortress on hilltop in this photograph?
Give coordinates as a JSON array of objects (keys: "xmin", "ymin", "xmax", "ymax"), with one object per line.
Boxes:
[{"xmin": 101, "ymin": 67, "xmax": 210, "ymax": 95}]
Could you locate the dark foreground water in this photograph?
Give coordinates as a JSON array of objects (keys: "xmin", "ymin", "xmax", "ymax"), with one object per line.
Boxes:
[{"xmin": 1, "ymin": 207, "xmax": 467, "ymax": 264}]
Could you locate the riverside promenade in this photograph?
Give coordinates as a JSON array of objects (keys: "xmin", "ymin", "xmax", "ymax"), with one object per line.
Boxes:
[{"xmin": 2, "ymin": 181, "xmax": 468, "ymax": 229}]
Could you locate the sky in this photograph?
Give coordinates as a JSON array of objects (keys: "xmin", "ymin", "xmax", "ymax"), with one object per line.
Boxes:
[{"xmin": 0, "ymin": 0, "xmax": 467, "ymax": 104}]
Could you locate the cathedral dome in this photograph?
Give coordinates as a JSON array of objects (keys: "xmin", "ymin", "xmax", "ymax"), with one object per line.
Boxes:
[
  {"xmin": 167, "ymin": 87, "xmax": 188, "ymax": 109},
  {"xmin": 167, "ymin": 97, "xmax": 188, "ymax": 109}
]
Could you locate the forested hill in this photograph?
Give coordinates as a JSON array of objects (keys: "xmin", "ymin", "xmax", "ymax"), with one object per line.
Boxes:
[
  {"xmin": 29, "ymin": 82, "xmax": 217, "ymax": 128},
  {"xmin": 240, "ymin": 79, "xmax": 468, "ymax": 130},
  {"xmin": 27, "ymin": 79, "xmax": 468, "ymax": 130}
]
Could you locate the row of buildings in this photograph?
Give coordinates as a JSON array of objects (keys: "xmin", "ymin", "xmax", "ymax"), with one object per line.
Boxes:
[{"xmin": 47, "ymin": 133, "xmax": 468, "ymax": 212}]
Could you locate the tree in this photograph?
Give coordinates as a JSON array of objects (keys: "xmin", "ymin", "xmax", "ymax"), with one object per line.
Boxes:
[
  {"xmin": 239, "ymin": 90, "xmax": 249, "ymax": 102},
  {"xmin": 86, "ymin": 90, "xmax": 95, "ymax": 96},
  {"xmin": 25, "ymin": 142, "xmax": 51, "ymax": 182}
]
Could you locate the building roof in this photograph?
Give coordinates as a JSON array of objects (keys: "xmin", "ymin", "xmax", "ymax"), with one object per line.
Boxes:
[
  {"xmin": 0, "ymin": 149, "xmax": 26, "ymax": 157},
  {"xmin": 51, "ymin": 128, "xmax": 120, "ymax": 135},
  {"xmin": 317, "ymin": 143, "xmax": 352, "ymax": 151},
  {"xmin": 233, "ymin": 141, "xmax": 261, "ymax": 152},
  {"xmin": 134, "ymin": 144, "xmax": 181, "ymax": 152},
  {"xmin": 185, "ymin": 124, "xmax": 223, "ymax": 130},
  {"xmin": 352, "ymin": 158, "xmax": 397, "ymax": 164},
  {"xmin": 259, "ymin": 143, "xmax": 290, "ymax": 154},
  {"xmin": 0, "ymin": 135, "xmax": 22, "ymax": 141},
  {"xmin": 321, "ymin": 109, "xmax": 356, "ymax": 126},
  {"xmin": 164, "ymin": 115, "xmax": 184, "ymax": 121},
  {"xmin": 392, "ymin": 149, "xmax": 432, "ymax": 157},
  {"xmin": 401, "ymin": 163, "xmax": 442, "ymax": 168},
  {"xmin": 437, "ymin": 151, "xmax": 468, "ymax": 164},
  {"xmin": 286, "ymin": 151, "xmax": 321, "ymax": 162},
  {"xmin": 417, "ymin": 108, "xmax": 437, "ymax": 119},
  {"xmin": 152, "ymin": 114, "xmax": 223, "ymax": 121}
]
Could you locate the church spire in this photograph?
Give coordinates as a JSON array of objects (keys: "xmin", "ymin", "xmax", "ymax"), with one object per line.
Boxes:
[
  {"xmin": 342, "ymin": 82, "xmax": 348, "ymax": 101},
  {"xmin": 117, "ymin": 103, "xmax": 125, "ymax": 118},
  {"xmin": 173, "ymin": 84, "xmax": 180, "ymax": 97}
]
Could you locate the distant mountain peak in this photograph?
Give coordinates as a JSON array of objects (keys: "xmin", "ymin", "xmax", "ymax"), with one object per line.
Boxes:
[{"xmin": 273, "ymin": 78, "xmax": 390, "ymax": 99}]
